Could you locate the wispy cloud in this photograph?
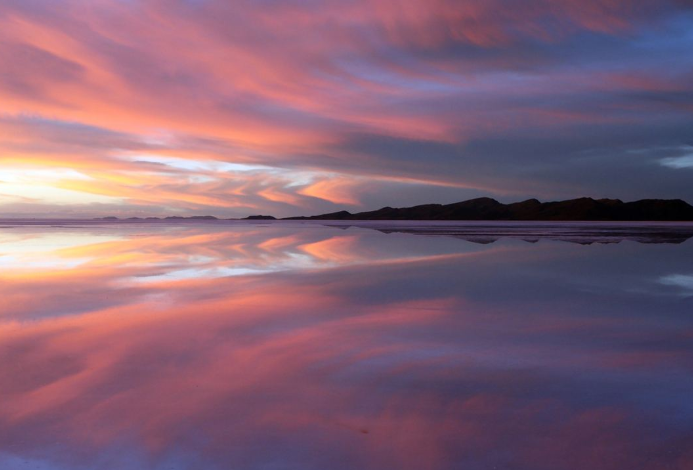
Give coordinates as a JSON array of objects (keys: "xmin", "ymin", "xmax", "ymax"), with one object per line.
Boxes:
[{"xmin": 0, "ymin": 0, "xmax": 692, "ymax": 216}]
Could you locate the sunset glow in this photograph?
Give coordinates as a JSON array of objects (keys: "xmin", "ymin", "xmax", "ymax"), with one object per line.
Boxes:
[
  {"xmin": 2, "ymin": 4, "xmax": 693, "ymax": 468},
  {"xmin": 1, "ymin": 0, "xmax": 692, "ymax": 217}
]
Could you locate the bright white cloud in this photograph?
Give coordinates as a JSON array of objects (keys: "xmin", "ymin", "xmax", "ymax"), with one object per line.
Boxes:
[
  {"xmin": 659, "ymin": 147, "xmax": 693, "ymax": 169},
  {"xmin": 0, "ymin": 168, "xmax": 122, "ymax": 206},
  {"xmin": 659, "ymin": 274, "xmax": 693, "ymax": 293}
]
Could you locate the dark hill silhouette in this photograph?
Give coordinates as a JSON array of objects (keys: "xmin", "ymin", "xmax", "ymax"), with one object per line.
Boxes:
[
  {"xmin": 243, "ymin": 215, "xmax": 277, "ymax": 220},
  {"xmin": 285, "ymin": 197, "xmax": 693, "ymax": 221}
]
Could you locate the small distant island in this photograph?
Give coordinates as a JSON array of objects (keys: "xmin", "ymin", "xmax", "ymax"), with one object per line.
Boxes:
[
  {"xmin": 243, "ymin": 215, "xmax": 277, "ymax": 220},
  {"xmin": 285, "ymin": 197, "xmax": 693, "ymax": 221},
  {"xmin": 94, "ymin": 215, "xmax": 219, "ymax": 221},
  {"xmin": 95, "ymin": 215, "xmax": 278, "ymax": 221}
]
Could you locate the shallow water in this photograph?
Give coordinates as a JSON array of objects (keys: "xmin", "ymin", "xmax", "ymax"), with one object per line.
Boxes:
[{"xmin": 1, "ymin": 222, "xmax": 692, "ymax": 470}]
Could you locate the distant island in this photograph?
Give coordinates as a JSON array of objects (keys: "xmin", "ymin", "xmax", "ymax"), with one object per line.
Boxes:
[
  {"xmin": 285, "ymin": 197, "xmax": 693, "ymax": 221},
  {"xmin": 94, "ymin": 215, "xmax": 218, "ymax": 221},
  {"xmin": 94, "ymin": 215, "xmax": 278, "ymax": 221},
  {"xmin": 243, "ymin": 215, "xmax": 277, "ymax": 220}
]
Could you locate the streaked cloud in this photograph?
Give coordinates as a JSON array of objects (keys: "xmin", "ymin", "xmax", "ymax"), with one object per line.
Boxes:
[{"xmin": 0, "ymin": 0, "xmax": 692, "ymax": 216}]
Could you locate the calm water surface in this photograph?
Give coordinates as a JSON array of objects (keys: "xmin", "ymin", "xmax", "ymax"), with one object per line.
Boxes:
[{"xmin": 1, "ymin": 222, "xmax": 692, "ymax": 470}]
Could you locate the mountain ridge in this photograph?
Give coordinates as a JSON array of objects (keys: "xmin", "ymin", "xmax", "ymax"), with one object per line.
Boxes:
[{"xmin": 284, "ymin": 197, "xmax": 693, "ymax": 221}]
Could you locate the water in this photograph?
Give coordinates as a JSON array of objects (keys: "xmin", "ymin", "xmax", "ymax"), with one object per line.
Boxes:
[{"xmin": 1, "ymin": 221, "xmax": 692, "ymax": 470}]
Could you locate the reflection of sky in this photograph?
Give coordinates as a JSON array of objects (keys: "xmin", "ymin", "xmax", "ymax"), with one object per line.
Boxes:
[{"xmin": 1, "ymin": 225, "xmax": 693, "ymax": 470}]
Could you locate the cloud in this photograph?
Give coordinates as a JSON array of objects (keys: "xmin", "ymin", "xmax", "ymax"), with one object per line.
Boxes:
[
  {"xmin": 660, "ymin": 147, "xmax": 693, "ymax": 169},
  {"xmin": 0, "ymin": 0, "xmax": 692, "ymax": 216}
]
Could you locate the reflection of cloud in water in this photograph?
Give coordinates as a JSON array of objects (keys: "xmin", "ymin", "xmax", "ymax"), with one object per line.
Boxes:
[
  {"xmin": 660, "ymin": 274, "xmax": 693, "ymax": 294},
  {"xmin": 1, "ymin": 224, "xmax": 693, "ymax": 470},
  {"xmin": 0, "ymin": 231, "xmax": 124, "ymax": 271}
]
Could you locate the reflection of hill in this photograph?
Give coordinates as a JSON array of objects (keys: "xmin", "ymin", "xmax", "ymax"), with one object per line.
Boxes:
[{"xmin": 358, "ymin": 223, "xmax": 693, "ymax": 245}]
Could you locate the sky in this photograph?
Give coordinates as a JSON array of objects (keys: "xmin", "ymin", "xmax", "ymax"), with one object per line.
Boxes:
[{"xmin": 0, "ymin": 0, "xmax": 692, "ymax": 218}]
